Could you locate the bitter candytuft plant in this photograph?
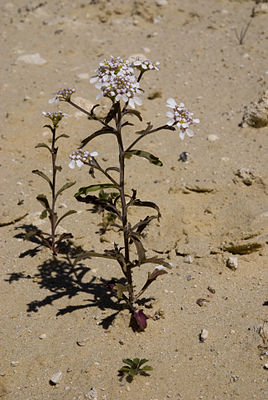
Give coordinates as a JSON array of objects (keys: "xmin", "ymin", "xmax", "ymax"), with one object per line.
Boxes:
[{"xmin": 48, "ymin": 56, "xmax": 199, "ymax": 329}]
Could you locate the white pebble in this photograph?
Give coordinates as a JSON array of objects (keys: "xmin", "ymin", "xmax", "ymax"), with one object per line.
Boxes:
[
  {"xmin": 39, "ymin": 333, "xmax": 47, "ymax": 340},
  {"xmin": 17, "ymin": 53, "xmax": 47, "ymax": 65},
  {"xmin": 155, "ymin": 0, "xmax": 168, "ymax": 6},
  {"xmin": 10, "ymin": 361, "xmax": 19, "ymax": 367},
  {"xmin": 50, "ymin": 371, "xmax": 62, "ymax": 385},
  {"xmin": 226, "ymin": 257, "xmax": 238, "ymax": 270},
  {"xmin": 184, "ymin": 255, "xmax": 193, "ymax": 264},
  {"xmin": 207, "ymin": 134, "xmax": 219, "ymax": 142},
  {"xmin": 76, "ymin": 73, "xmax": 90, "ymax": 80},
  {"xmin": 264, "ymin": 363, "xmax": 268, "ymax": 370},
  {"xmin": 200, "ymin": 329, "xmax": 209, "ymax": 341}
]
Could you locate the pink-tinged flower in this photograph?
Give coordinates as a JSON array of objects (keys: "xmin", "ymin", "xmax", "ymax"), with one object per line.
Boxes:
[
  {"xmin": 69, "ymin": 150, "xmax": 98, "ymax": 169},
  {"xmin": 90, "ymin": 56, "xmax": 142, "ymax": 108},
  {"xmin": 49, "ymin": 88, "xmax": 75, "ymax": 104},
  {"xmin": 166, "ymin": 98, "xmax": 200, "ymax": 140},
  {"xmin": 42, "ymin": 111, "xmax": 68, "ymax": 127},
  {"xmin": 131, "ymin": 57, "xmax": 160, "ymax": 72}
]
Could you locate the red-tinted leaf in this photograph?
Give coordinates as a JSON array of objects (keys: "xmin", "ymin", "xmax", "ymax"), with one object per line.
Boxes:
[{"xmin": 133, "ymin": 310, "xmax": 148, "ymax": 330}]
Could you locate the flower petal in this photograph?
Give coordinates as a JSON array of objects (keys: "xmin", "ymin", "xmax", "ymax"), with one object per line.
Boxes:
[
  {"xmin": 166, "ymin": 111, "xmax": 174, "ymax": 118},
  {"xmin": 69, "ymin": 160, "xmax": 76, "ymax": 169},
  {"xmin": 193, "ymin": 118, "xmax": 200, "ymax": 124},
  {"xmin": 76, "ymin": 160, "xmax": 84, "ymax": 168},
  {"xmin": 89, "ymin": 151, "xmax": 98, "ymax": 157},
  {"xmin": 166, "ymin": 97, "xmax": 177, "ymax": 108},
  {"xmin": 186, "ymin": 129, "xmax": 194, "ymax": 137},
  {"xmin": 167, "ymin": 119, "xmax": 175, "ymax": 126},
  {"xmin": 179, "ymin": 130, "xmax": 185, "ymax": 140}
]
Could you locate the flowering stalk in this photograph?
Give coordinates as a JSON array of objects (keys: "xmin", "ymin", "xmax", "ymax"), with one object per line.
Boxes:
[
  {"xmin": 32, "ymin": 112, "xmax": 76, "ymax": 255},
  {"xmin": 52, "ymin": 56, "xmax": 199, "ymax": 329}
]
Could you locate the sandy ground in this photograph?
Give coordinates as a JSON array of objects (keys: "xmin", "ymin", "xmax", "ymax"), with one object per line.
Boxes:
[{"xmin": 0, "ymin": 0, "xmax": 268, "ymax": 399}]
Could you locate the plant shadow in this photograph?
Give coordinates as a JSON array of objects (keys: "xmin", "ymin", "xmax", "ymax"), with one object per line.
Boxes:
[{"xmin": 10, "ymin": 224, "xmax": 154, "ymax": 330}]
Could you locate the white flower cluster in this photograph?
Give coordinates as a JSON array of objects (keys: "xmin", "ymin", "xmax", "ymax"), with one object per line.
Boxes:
[
  {"xmin": 42, "ymin": 111, "xmax": 68, "ymax": 126},
  {"xmin": 69, "ymin": 149, "xmax": 98, "ymax": 169},
  {"xmin": 90, "ymin": 56, "xmax": 143, "ymax": 108},
  {"xmin": 49, "ymin": 88, "xmax": 75, "ymax": 104},
  {"xmin": 132, "ymin": 57, "xmax": 160, "ymax": 71},
  {"xmin": 166, "ymin": 98, "xmax": 200, "ymax": 140}
]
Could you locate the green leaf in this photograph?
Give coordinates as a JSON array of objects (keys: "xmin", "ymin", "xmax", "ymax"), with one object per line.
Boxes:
[
  {"xmin": 123, "ymin": 109, "xmax": 142, "ymax": 121},
  {"xmin": 128, "ymin": 369, "xmax": 137, "ymax": 377},
  {"xmin": 40, "ymin": 209, "xmax": 47, "ymax": 219},
  {"xmin": 55, "ymin": 133, "xmax": 69, "ymax": 142},
  {"xmin": 141, "ymin": 365, "xmax": 153, "ymax": 371},
  {"xmin": 105, "ymin": 103, "xmax": 118, "ymax": 124},
  {"xmin": 35, "ymin": 143, "xmax": 52, "ymax": 153},
  {"xmin": 122, "ymin": 359, "xmax": 135, "ymax": 367},
  {"xmin": 43, "ymin": 124, "xmax": 55, "ymax": 133},
  {"xmin": 55, "ymin": 210, "xmax": 77, "ymax": 228},
  {"xmin": 129, "ymin": 199, "xmax": 161, "ymax": 220},
  {"xmin": 124, "ymin": 149, "xmax": 163, "ymax": 166},
  {"xmin": 138, "ymin": 359, "xmax": 149, "ymax": 367},
  {"xmin": 36, "ymin": 194, "xmax": 50, "ymax": 210},
  {"xmin": 119, "ymin": 366, "xmax": 131, "ymax": 373},
  {"xmin": 80, "ymin": 127, "xmax": 115, "ymax": 148},
  {"xmin": 56, "ymin": 181, "xmax": 76, "ymax": 199},
  {"xmin": 132, "ymin": 358, "xmax": 140, "ymax": 368},
  {"xmin": 75, "ymin": 184, "xmax": 119, "ymax": 197},
  {"xmin": 32, "ymin": 169, "xmax": 52, "ymax": 189},
  {"xmin": 113, "ymin": 283, "xmax": 129, "ymax": 300},
  {"xmin": 136, "ymin": 122, "xmax": 153, "ymax": 135}
]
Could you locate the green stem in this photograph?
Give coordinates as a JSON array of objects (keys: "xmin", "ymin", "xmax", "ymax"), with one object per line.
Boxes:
[
  {"xmin": 115, "ymin": 102, "xmax": 134, "ymax": 305},
  {"xmin": 126, "ymin": 124, "xmax": 170, "ymax": 152},
  {"xmin": 50, "ymin": 127, "xmax": 57, "ymax": 255}
]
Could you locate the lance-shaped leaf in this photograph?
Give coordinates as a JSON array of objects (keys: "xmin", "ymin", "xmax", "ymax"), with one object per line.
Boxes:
[
  {"xmin": 124, "ymin": 149, "xmax": 163, "ymax": 166},
  {"xmin": 55, "ymin": 181, "xmax": 76, "ymax": 199},
  {"xmin": 32, "ymin": 169, "xmax": 52, "ymax": 188},
  {"xmin": 129, "ymin": 233, "xmax": 146, "ymax": 264},
  {"xmin": 123, "ymin": 109, "xmax": 142, "ymax": 121},
  {"xmin": 43, "ymin": 124, "xmax": 55, "ymax": 133},
  {"xmin": 80, "ymin": 126, "xmax": 115, "ymax": 148},
  {"xmin": 75, "ymin": 183, "xmax": 119, "ymax": 197},
  {"xmin": 132, "ymin": 215, "xmax": 158, "ymax": 235},
  {"xmin": 135, "ymin": 122, "xmax": 153, "ymax": 135},
  {"xmin": 136, "ymin": 266, "xmax": 168, "ymax": 299},
  {"xmin": 55, "ymin": 133, "xmax": 69, "ymax": 142},
  {"xmin": 138, "ymin": 256, "xmax": 173, "ymax": 269},
  {"xmin": 75, "ymin": 194, "xmax": 121, "ymax": 219},
  {"xmin": 128, "ymin": 199, "xmax": 161, "ymax": 220},
  {"xmin": 55, "ymin": 210, "xmax": 77, "ymax": 228},
  {"xmin": 36, "ymin": 194, "xmax": 50, "ymax": 210},
  {"xmin": 35, "ymin": 143, "xmax": 52, "ymax": 153}
]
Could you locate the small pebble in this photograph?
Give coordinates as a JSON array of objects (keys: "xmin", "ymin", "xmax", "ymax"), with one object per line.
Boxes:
[
  {"xmin": 207, "ymin": 134, "xmax": 219, "ymax": 142},
  {"xmin": 77, "ymin": 337, "xmax": 90, "ymax": 346},
  {"xmin": 76, "ymin": 73, "xmax": 90, "ymax": 80},
  {"xmin": 10, "ymin": 361, "xmax": 19, "ymax": 367},
  {"xmin": 85, "ymin": 387, "xmax": 98, "ymax": 399},
  {"xmin": 264, "ymin": 363, "xmax": 268, "ymax": 370},
  {"xmin": 17, "ymin": 53, "xmax": 47, "ymax": 65},
  {"xmin": 184, "ymin": 255, "xmax": 193, "ymax": 264},
  {"xmin": 200, "ymin": 328, "xmax": 209, "ymax": 342},
  {"xmin": 226, "ymin": 257, "xmax": 238, "ymax": 270},
  {"xmin": 39, "ymin": 333, "xmax": 47, "ymax": 339},
  {"xmin": 50, "ymin": 371, "xmax": 62, "ymax": 385},
  {"xmin": 155, "ymin": 0, "xmax": 168, "ymax": 6},
  {"xmin": 207, "ymin": 286, "xmax": 216, "ymax": 294}
]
